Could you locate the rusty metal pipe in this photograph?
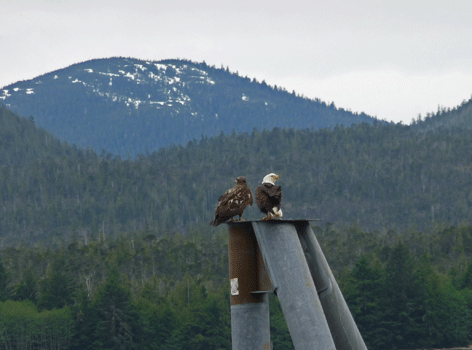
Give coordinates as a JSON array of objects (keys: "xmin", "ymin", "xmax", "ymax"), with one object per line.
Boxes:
[{"xmin": 228, "ymin": 221, "xmax": 271, "ymax": 350}]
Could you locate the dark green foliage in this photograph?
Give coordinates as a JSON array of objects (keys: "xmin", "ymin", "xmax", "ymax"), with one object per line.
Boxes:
[
  {"xmin": 337, "ymin": 233, "xmax": 472, "ymax": 349},
  {"xmin": 421, "ymin": 266, "xmax": 469, "ymax": 348},
  {"xmin": 3, "ymin": 224, "xmax": 472, "ymax": 348},
  {"xmin": 461, "ymin": 260, "xmax": 472, "ymax": 290},
  {"xmin": 3, "ymin": 93, "xmax": 472, "ymax": 348},
  {"xmin": 92, "ymin": 264, "xmax": 140, "ymax": 350},
  {"xmin": 0, "ymin": 300, "xmax": 74, "ymax": 349},
  {"xmin": 136, "ymin": 297, "xmax": 177, "ymax": 349},
  {"xmin": 13, "ymin": 268, "xmax": 38, "ymax": 304},
  {"xmin": 71, "ymin": 287, "xmax": 97, "ymax": 350},
  {"xmin": 0, "ymin": 105, "xmax": 79, "ymax": 165},
  {"xmin": 378, "ymin": 241, "xmax": 427, "ymax": 349},
  {"xmin": 342, "ymin": 255, "xmax": 384, "ymax": 346},
  {"xmin": 0, "ymin": 260, "xmax": 11, "ymax": 301},
  {"xmin": 166, "ymin": 278, "xmax": 231, "ymax": 350},
  {"xmin": 37, "ymin": 255, "xmax": 76, "ymax": 310},
  {"xmin": 3, "ymin": 113, "xmax": 472, "ymax": 245},
  {"xmin": 413, "ymin": 97, "xmax": 472, "ymax": 131}
]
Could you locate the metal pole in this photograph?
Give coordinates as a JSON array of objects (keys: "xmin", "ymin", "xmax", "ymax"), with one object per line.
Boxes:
[
  {"xmin": 252, "ymin": 221, "xmax": 336, "ymax": 350},
  {"xmin": 227, "ymin": 222, "xmax": 271, "ymax": 350},
  {"xmin": 295, "ymin": 221, "xmax": 368, "ymax": 350}
]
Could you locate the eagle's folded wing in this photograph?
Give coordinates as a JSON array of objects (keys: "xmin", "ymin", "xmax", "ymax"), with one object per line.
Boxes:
[{"xmin": 266, "ymin": 185, "xmax": 282, "ymax": 200}]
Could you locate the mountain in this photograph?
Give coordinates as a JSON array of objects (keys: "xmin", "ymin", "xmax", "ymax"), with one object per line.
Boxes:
[{"xmin": 1, "ymin": 57, "xmax": 377, "ymax": 156}]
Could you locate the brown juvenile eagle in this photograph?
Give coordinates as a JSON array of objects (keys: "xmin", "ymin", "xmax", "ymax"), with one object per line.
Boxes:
[
  {"xmin": 255, "ymin": 173, "xmax": 283, "ymax": 220},
  {"xmin": 210, "ymin": 176, "xmax": 253, "ymax": 226}
]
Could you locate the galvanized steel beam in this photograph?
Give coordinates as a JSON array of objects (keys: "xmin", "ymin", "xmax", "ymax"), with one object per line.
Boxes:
[
  {"xmin": 252, "ymin": 221, "xmax": 336, "ymax": 350},
  {"xmin": 294, "ymin": 221, "xmax": 367, "ymax": 350}
]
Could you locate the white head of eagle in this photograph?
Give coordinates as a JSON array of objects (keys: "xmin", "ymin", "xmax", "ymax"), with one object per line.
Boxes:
[
  {"xmin": 262, "ymin": 173, "xmax": 280, "ymax": 185},
  {"xmin": 255, "ymin": 173, "xmax": 283, "ymax": 220},
  {"xmin": 210, "ymin": 176, "xmax": 254, "ymax": 226}
]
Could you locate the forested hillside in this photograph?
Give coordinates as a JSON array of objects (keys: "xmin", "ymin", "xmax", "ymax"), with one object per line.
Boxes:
[
  {"xmin": 1, "ymin": 108, "xmax": 472, "ymax": 245},
  {"xmin": 0, "ymin": 105, "xmax": 79, "ymax": 166},
  {"xmin": 3, "ymin": 101, "xmax": 472, "ymax": 348},
  {"xmin": 0, "ymin": 57, "xmax": 376, "ymax": 156}
]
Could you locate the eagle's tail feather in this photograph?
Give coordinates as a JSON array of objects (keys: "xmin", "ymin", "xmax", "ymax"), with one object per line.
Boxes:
[
  {"xmin": 210, "ymin": 216, "xmax": 225, "ymax": 226},
  {"xmin": 273, "ymin": 207, "xmax": 283, "ymax": 218}
]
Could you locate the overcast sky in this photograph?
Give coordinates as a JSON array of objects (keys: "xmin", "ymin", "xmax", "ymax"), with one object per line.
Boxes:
[{"xmin": 1, "ymin": 0, "xmax": 472, "ymax": 124}]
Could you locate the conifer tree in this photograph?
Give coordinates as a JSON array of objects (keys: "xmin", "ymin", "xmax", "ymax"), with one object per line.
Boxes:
[
  {"xmin": 93, "ymin": 263, "xmax": 141, "ymax": 349},
  {"xmin": 0, "ymin": 260, "xmax": 11, "ymax": 302},
  {"xmin": 37, "ymin": 256, "xmax": 76, "ymax": 310},
  {"xmin": 342, "ymin": 254, "xmax": 383, "ymax": 348},
  {"xmin": 13, "ymin": 269, "xmax": 38, "ymax": 304},
  {"xmin": 379, "ymin": 241, "xmax": 427, "ymax": 349}
]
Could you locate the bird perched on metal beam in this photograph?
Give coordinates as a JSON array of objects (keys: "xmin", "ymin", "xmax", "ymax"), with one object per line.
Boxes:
[
  {"xmin": 210, "ymin": 176, "xmax": 253, "ymax": 226},
  {"xmin": 255, "ymin": 173, "xmax": 283, "ymax": 220}
]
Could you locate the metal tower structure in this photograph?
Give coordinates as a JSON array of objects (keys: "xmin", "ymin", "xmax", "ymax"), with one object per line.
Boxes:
[{"xmin": 227, "ymin": 220, "xmax": 367, "ymax": 350}]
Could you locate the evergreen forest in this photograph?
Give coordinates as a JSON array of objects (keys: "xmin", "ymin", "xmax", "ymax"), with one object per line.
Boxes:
[
  {"xmin": 2, "ymin": 101, "xmax": 472, "ymax": 349},
  {"xmin": 3, "ymin": 222, "xmax": 472, "ymax": 349}
]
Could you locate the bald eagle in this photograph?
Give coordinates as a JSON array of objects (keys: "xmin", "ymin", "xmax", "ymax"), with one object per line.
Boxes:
[
  {"xmin": 210, "ymin": 176, "xmax": 253, "ymax": 226},
  {"xmin": 255, "ymin": 173, "xmax": 283, "ymax": 220}
]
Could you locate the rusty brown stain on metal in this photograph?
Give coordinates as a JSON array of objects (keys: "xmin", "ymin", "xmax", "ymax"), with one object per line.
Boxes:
[{"xmin": 228, "ymin": 222, "xmax": 271, "ymax": 305}]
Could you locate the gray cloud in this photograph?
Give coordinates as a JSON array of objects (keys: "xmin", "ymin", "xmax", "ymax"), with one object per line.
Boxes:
[{"xmin": 1, "ymin": 0, "xmax": 471, "ymax": 123}]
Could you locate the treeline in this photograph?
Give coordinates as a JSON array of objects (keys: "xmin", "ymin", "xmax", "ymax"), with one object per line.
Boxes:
[
  {"xmin": 413, "ymin": 96, "xmax": 472, "ymax": 131},
  {"xmin": 2, "ymin": 111, "xmax": 472, "ymax": 244},
  {"xmin": 3, "ymin": 223, "xmax": 472, "ymax": 349}
]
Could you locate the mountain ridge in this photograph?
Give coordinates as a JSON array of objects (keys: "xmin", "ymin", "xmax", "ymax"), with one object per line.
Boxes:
[
  {"xmin": 0, "ymin": 105, "xmax": 80, "ymax": 166},
  {"xmin": 413, "ymin": 96, "xmax": 472, "ymax": 131},
  {"xmin": 1, "ymin": 57, "xmax": 377, "ymax": 156}
]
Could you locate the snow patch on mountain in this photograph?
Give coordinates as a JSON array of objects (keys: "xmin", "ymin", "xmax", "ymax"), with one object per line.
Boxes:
[{"xmin": 0, "ymin": 58, "xmax": 218, "ymax": 117}]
